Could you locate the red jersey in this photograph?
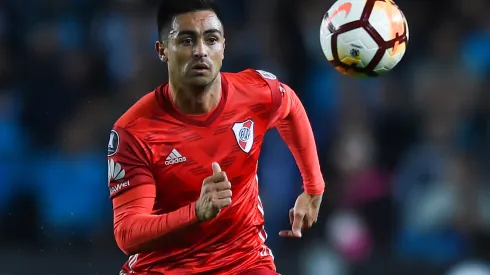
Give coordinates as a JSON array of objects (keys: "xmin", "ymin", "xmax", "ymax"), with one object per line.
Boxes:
[{"xmin": 108, "ymin": 69, "xmax": 324, "ymax": 274}]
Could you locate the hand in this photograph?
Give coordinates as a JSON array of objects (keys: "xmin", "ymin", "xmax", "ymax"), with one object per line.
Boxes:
[
  {"xmin": 195, "ymin": 162, "xmax": 232, "ymax": 221},
  {"xmin": 279, "ymin": 192, "xmax": 323, "ymax": 238}
]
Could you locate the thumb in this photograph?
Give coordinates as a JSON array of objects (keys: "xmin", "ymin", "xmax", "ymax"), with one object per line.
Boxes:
[
  {"xmin": 292, "ymin": 211, "xmax": 304, "ymax": 237},
  {"xmin": 212, "ymin": 162, "xmax": 222, "ymax": 175}
]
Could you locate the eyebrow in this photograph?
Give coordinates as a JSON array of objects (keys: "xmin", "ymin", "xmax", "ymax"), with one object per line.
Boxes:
[{"xmin": 176, "ymin": 28, "xmax": 222, "ymax": 37}]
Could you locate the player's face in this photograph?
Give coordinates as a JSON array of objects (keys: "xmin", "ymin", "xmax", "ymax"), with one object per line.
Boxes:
[{"xmin": 157, "ymin": 10, "xmax": 225, "ymax": 88}]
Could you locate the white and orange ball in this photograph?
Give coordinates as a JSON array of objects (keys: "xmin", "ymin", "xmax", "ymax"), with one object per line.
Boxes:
[{"xmin": 320, "ymin": 0, "xmax": 409, "ymax": 77}]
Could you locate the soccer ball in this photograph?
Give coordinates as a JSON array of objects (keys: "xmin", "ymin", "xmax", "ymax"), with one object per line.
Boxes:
[{"xmin": 320, "ymin": 0, "xmax": 409, "ymax": 77}]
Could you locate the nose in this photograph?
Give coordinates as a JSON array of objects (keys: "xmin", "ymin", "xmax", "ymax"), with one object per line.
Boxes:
[{"xmin": 193, "ymin": 40, "xmax": 208, "ymax": 59}]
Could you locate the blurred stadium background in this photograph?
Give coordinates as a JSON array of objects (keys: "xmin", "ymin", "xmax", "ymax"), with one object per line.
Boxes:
[{"xmin": 1, "ymin": 0, "xmax": 490, "ymax": 274}]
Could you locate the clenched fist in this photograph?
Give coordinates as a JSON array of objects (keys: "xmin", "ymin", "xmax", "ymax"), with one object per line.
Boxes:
[{"xmin": 195, "ymin": 162, "xmax": 232, "ymax": 221}]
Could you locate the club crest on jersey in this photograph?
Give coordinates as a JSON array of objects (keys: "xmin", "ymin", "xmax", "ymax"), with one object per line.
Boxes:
[{"xmin": 232, "ymin": 119, "xmax": 255, "ymax": 153}]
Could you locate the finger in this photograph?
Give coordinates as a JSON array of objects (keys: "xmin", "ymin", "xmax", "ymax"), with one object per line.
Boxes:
[
  {"xmin": 212, "ymin": 172, "xmax": 227, "ymax": 183},
  {"xmin": 212, "ymin": 162, "xmax": 222, "ymax": 175},
  {"xmin": 304, "ymin": 215, "xmax": 314, "ymax": 228},
  {"xmin": 213, "ymin": 198, "xmax": 232, "ymax": 209},
  {"xmin": 279, "ymin": 230, "xmax": 301, "ymax": 238},
  {"xmin": 202, "ymin": 175, "xmax": 214, "ymax": 185},
  {"xmin": 214, "ymin": 180, "xmax": 231, "ymax": 191},
  {"xmin": 211, "ymin": 162, "xmax": 226, "ymax": 182},
  {"xmin": 292, "ymin": 211, "xmax": 305, "ymax": 237},
  {"xmin": 216, "ymin": 189, "xmax": 232, "ymax": 199},
  {"xmin": 289, "ymin": 208, "xmax": 294, "ymax": 225}
]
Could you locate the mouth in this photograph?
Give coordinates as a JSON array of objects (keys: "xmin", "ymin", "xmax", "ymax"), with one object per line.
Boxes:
[{"xmin": 190, "ymin": 63, "xmax": 210, "ymax": 72}]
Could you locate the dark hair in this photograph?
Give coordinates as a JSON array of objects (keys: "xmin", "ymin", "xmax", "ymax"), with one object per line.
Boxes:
[{"xmin": 157, "ymin": 0, "xmax": 222, "ymax": 41}]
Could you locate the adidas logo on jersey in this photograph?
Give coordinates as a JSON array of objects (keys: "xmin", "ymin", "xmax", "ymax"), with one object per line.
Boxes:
[{"xmin": 165, "ymin": 149, "xmax": 187, "ymax": 165}]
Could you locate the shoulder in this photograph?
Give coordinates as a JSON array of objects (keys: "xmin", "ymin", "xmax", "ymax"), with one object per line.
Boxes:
[
  {"xmin": 223, "ymin": 68, "xmax": 280, "ymax": 87},
  {"xmin": 223, "ymin": 69, "xmax": 283, "ymax": 101},
  {"xmin": 114, "ymin": 88, "xmax": 161, "ymax": 131},
  {"xmin": 109, "ymin": 87, "xmax": 163, "ymax": 155}
]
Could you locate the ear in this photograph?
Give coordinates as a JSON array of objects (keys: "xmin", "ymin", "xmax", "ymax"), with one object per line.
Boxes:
[{"xmin": 155, "ymin": 41, "xmax": 167, "ymax": 62}]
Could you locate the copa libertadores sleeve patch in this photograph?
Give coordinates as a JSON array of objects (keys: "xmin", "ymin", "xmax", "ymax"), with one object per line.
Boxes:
[{"xmin": 107, "ymin": 130, "xmax": 120, "ymax": 157}]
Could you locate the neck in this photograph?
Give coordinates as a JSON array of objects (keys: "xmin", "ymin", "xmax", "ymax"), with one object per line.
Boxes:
[{"xmin": 169, "ymin": 75, "xmax": 222, "ymax": 115}]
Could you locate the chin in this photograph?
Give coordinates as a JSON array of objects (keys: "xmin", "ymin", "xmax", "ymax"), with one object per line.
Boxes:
[
  {"xmin": 187, "ymin": 76, "xmax": 214, "ymax": 88},
  {"xmin": 186, "ymin": 72, "xmax": 218, "ymax": 87}
]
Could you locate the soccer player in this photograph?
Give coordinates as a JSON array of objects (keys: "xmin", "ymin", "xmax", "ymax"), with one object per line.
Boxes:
[{"xmin": 107, "ymin": 0, "xmax": 325, "ymax": 274}]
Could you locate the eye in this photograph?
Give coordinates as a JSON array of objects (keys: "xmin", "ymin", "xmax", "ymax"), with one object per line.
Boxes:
[
  {"xmin": 181, "ymin": 38, "xmax": 193, "ymax": 45},
  {"xmin": 206, "ymin": 37, "xmax": 218, "ymax": 44}
]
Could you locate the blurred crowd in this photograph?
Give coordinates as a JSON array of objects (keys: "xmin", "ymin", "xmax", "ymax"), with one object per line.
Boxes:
[{"xmin": 1, "ymin": 0, "xmax": 490, "ymax": 274}]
